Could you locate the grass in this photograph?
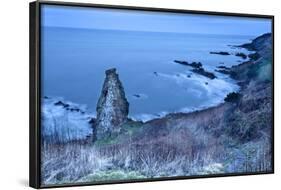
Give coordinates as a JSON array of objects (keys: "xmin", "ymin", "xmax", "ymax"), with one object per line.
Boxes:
[
  {"xmin": 79, "ymin": 170, "xmax": 146, "ymax": 182},
  {"xmin": 121, "ymin": 120, "xmax": 143, "ymax": 135},
  {"xmin": 94, "ymin": 120, "xmax": 143, "ymax": 145},
  {"xmin": 94, "ymin": 134, "xmax": 119, "ymax": 145}
]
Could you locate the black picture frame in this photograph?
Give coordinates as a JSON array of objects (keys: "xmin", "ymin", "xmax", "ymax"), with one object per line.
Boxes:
[{"xmin": 29, "ymin": 1, "xmax": 274, "ymax": 188}]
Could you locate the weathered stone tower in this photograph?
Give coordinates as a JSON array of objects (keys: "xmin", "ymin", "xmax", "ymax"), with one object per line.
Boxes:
[{"xmin": 94, "ymin": 68, "xmax": 129, "ymax": 141}]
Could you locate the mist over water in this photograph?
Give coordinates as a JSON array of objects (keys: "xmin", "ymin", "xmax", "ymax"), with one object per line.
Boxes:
[{"xmin": 41, "ymin": 27, "xmax": 253, "ymax": 120}]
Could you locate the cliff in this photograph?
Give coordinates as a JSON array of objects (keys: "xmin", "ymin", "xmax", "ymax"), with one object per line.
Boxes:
[{"xmin": 232, "ymin": 33, "xmax": 272, "ymax": 82}]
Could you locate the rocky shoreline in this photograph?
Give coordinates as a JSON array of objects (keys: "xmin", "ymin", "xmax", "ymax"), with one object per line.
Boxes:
[
  {"xmin": 45, "ymin": 33, "xmax": 272, "ymax": 143},
  {"xmin": 41, "ymin": 33, "xmax": 273, "ymax": 184},
  {"xmin": 154, "ymin": 33, "xmax": 272, "ymax": 120},
  {"xmin": 88, "ymin": 33, "xmax": 272, "ymax": 147},
  {"xmin": 174, "ymin": 60, "xmax": 216, "ymax": 79}
]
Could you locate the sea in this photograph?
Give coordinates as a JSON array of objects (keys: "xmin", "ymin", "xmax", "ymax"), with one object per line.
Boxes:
[{"xmin": 41, "ymin": 27, "xmax": 254, "ymax": 121}]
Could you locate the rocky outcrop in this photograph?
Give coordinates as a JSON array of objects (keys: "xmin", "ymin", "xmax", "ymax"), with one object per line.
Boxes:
[
  {"xmin": 192, "ymin": 68, "xmax": 217, "ymax": 79},
  {"xmin": 174, "ymin": 60, "xmax": 202, "ymax": 68},
  {"xmin": 94, "ymin": 68, "xmax": 129, "ymax": 141},
  {"xmin": 235, "ymin": 52, "xmax": 247, "ymax": 59},
  {"xmin": 230, "ymin": 33, "xmax": 272, "ymax": 82},
  {"xmin": 210, "ymin": 51, "xmax": 230, "ymax": 55},
  {"xmin": 239, "ymin": 33, "xmax": 272, "ymax": 52},
  {"xmin": 174, "ymin": 60, "xmax": 216, "ymax": 79},
  {"xmin": 239, "ymin": 33, "xmax": 272, "ymax": 61}
]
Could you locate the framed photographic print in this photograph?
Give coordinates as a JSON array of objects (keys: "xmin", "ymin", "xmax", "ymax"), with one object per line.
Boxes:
[{"xmin": 29, "ymin": 1, "xmax": 274, "ymax": 188}]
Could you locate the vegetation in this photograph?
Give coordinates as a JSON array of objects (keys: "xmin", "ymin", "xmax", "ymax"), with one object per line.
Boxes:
[{"xmin": 224, "ymin": 92, "xmax": 241, "ymax": 103}]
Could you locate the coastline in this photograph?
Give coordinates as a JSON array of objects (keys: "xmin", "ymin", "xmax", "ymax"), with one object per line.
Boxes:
[
  {"xmin": 146, "ymin": 33, "xmax": 272, "ymax": 123},
  {"xmin": 137, "ymin": 38, "xmax": 254, "ymax": 123},
  {"xmin": 42, "ymin": 33, "xmax": 268, "ymax": 126},
  {"xmin": 41, "ymin": 32, "xmax": 273, "ymax": 184}
]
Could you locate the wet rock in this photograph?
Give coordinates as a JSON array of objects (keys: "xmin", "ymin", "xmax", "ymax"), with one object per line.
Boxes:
[
  {"xmin": 54, "ymin": 101, "xmax": 64, "ymax": 106},
  {"xmin": 248, "ymin": 52, "xmax": 260, "ymax": 61},
  {"xmin": 133, "ymin": 94, "xmax": 141, "ymax": 98},
  {"xmin": 88, "ymin": 118, "xmax": 96, "ymax": 125},
  {"xmin": 235, "ymin": 52, "xmax": 247, "ymax": 59},
  {"xmin": 210, "ymin": 51, "xmax": 230, "ymax": 55},
  {"xmin": 54, "ymin": 101, "xmax": 70, "ymax": 108},
  {"xmin": 192, "ymin": 68, "xmax": 216, "ymax": 79},
  {"xmin": 174, "ymin": 60, "xmax": 189, "ymax": 65},
  {"xmin": 174, "ymin": 60, "xmax": 202, "ymax": 69},
  {"xmin": 216, "ymin": 66, "xmax": 228, "ymax": 69},
  {"xmin": 215, "ymin": 69, "xmax": 233, "ymax": 75}
]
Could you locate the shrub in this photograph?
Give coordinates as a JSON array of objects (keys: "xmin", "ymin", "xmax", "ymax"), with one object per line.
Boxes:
[{"xmin": 224, "ymin": 92, "xmax": 241, "ymax": 103}]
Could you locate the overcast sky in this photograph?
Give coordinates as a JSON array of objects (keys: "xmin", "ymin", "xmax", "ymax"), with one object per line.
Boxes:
[{"xmin": 42, "ymin": 5, "xmax": 271, "ymax": 36}]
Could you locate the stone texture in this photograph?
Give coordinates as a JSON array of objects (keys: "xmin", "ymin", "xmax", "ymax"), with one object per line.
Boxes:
[{"xmin": 94, "ymin": 68, "xmax": 129, "ymax": 140}]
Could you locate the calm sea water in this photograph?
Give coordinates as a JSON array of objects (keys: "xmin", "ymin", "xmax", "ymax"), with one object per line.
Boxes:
[{"xmin": 41, "ymin": 27, "xmax": 253, "ymax": 120}]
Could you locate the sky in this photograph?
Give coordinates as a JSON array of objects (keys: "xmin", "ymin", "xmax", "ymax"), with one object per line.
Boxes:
[{"xmin": 41, "ymin": 5, "xmax": 272, "ymax": 36}]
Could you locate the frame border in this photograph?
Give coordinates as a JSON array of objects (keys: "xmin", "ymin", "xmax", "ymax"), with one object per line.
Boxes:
[{"xmin": 29, "ymin": 0, "xmax": 274, "ymax": 189}]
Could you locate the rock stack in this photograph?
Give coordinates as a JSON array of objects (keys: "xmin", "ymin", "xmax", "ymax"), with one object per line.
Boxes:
[{"xmin": 94, "ymin": 68, "xmax": 129, "ymax": 141}]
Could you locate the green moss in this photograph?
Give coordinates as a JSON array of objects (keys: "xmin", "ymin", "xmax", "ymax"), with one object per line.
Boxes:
[
  {"xmin": 94, "ymin": 121, "xmax": 144, "ymax": 146},
  {"xmin": 121, "ymin": 121, "xmax": 143, "ymax": 136},
  {"xmin": 247, "ymin": 59, "xmax": 272, "ymax": 82},
  {"xmin": 257, "ymin": 60, "xmax": 272, "ymax": 82},
  {"xmin": 80, "ymin": 170, "xmax": 146, "ymax": 182},
  {"xmin": 94, "ymin": 135, "xmax": 118, "ymax": 145}
]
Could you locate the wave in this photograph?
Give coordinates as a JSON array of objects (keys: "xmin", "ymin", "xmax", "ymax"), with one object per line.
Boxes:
[
  {"xmin": 131, "ymin": 70, "xmax": 240, "ymax": 122},
  {"xmin": 42, "ymin": 97, "xmax": 94, "ymax": 143}
]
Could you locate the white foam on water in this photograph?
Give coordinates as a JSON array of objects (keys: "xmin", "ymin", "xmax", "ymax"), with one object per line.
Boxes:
[
  {"xmin": 42, "ymin": 97, "xmax": 94, "ymax": 142},
  {"xmin": 131, "ymin": 69, "xmax": 240, "ymax": 122}
]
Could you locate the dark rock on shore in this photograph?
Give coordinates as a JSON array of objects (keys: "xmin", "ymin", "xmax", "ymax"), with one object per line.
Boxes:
[
  {"xmin": 54, "ymin": 101, "xmax": 70, "ymax": 109},
  {"xmin": 235, "ymin": 52, "xmax": 247, "ymax": 59},
  {"xmin": 215, "ymin": 69, "xmax": 233, "ymax": 75},
  {"xmin": 216, "ymin": 66, "xmax": 228, "ymax": 69},
  {"xmin": 189, "ymin": 62, "xmax": 202, "ymax": 68},
  {"xmin": 94, "ymin": 68, "xmax": 129, "ymax": 141},
  {"xmin": 53, "ymin": 100, "xmax": 87, "ymax": 114},
  {"xmin": 192, "ymin": 68, "xmax": 216, "ymax": 79},
  {"xmin": 68, "ymin": 108, "xmax": 79, "ymax": 112},
  {"xmin": 210, "ymin": 51, "xmax": 230, "ymax": 55},
  {"xmin": 215, "ymin": 66, "xmax": 235, "ymax": 75},
  {"xmin": 88, "ymin": 118, "xmax": 96, "ymax": 126},
  {"xmin": 54, "ymin": 101, "xmax": 65, "ymax": 106},
  {"xmin": 248, "ymin": 52, "xmax": 260, "ymax": 61},
  {"xmin": 133, "ymin": 94, "xmax": 141, "ymax": 98},
  {"xmin": 174, "ymin": 60, "xmax": 188, "ymax": 65},
  {"xmin": 174, "ymin": 60, "xmax": 216, "ymax": 79},
  {"xmin": 174, "ymin": 60, "xmax": 202, "ymax": 68}
]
